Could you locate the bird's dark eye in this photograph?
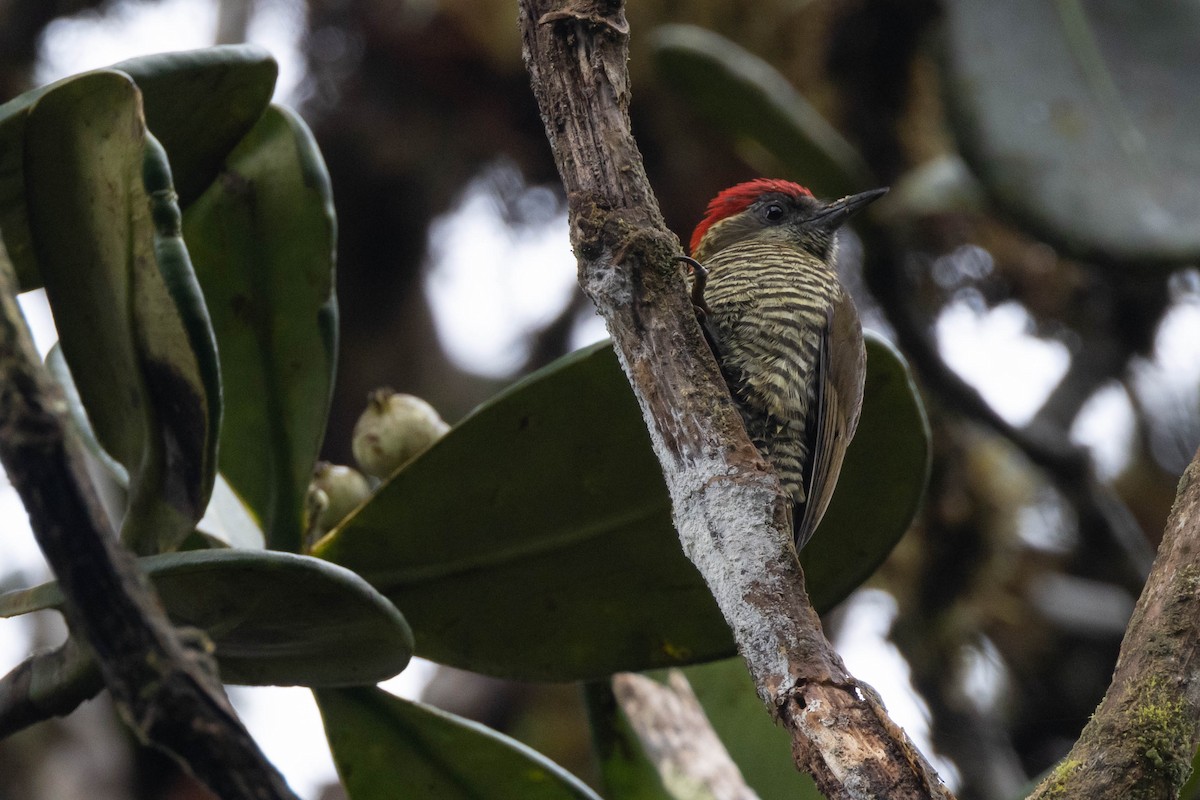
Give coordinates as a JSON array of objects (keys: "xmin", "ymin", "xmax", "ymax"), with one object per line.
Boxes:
[{"xmin": 762, "ymin": 203, "xmax": 786, "ymax": 223}]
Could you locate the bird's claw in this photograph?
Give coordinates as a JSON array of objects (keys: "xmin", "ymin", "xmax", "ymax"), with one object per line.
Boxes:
[{"xmin": 677, "ymin": 255, "xmax": 713, "ymax": 320}]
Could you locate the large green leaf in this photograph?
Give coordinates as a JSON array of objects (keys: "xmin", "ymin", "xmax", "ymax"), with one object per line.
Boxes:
[
  {"xmin": 114, "ymin": 45, "xmax": 277, "ymax": 206},
  {"xmin": 46, "ymin": 345, "xmax": 126, "ymax": 480},
  {"xmin": 0, "ymin": 550, "xmax": 412, "ymax": 688},
  {"xmin": 652, "ymin": 24, "xmax": 873, "ymax": 198},
  {"xmin": 941, "ymin": 0, "xmax": 1200, "ymax": 264},
  {"xmin": 315, "ymin": 333, "xmax": 928, "ymax": 680},
  {"xmin": 184, "ymin": 105, "xmax": 338, "ymax": 552},
  {"xmin": 315, "ymin": 339, "xmax": 715, "ymax": 680},
  {"xmin": 48, "ymin": 343, "xmax": 261, "ymax": 550},
  {"xmin": 316, "ymin": 687, "xmax": 603, "ymax": 800},
  {"xmin": 23, "ymin": 71, "xmax": 221, "ymax": 554},
  {"xmin": 0, "ymin": 46, "xmax": 276, "ymax": 289}
]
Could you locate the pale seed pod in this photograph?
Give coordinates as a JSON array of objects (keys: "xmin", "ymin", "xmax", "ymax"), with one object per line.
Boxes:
[
  {"xmin": 351, "ymin": 390, "xmax": 450, "ymax": 479},
  {"xmin": 304, "ymin": 461, "xmax": 371, "ymax": 547}
]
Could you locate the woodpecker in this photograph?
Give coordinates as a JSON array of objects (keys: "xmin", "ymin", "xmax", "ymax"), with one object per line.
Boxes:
[{"xmin": 687, "ymin": 179, "xmax": 887, "ymax": 550}]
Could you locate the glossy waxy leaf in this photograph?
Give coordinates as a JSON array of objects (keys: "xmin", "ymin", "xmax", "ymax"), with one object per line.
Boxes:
[
  {"xmin": 316, "ymin": 687, "xmax": 602, "ymax": 800},
  {"xmin": 48, "ymin": 343, "xmax": 261, "ymax": 550},
  {"xmin": 315, "ymin": 339, "xmax": 716, "ymax": 680},
  {"xmin": 45, "ymin": 344, "xmax": 125, "ymax": 478},
  {"xmin": 114, "ymin": 45, "xmax": 277, "ymax": 206},
  {"xmin": 652, "ymin": 24, "xmax": 873, "ymax": 198},
  {"xmin": 45, "ymin": 343, "xmax": 130, "ymax": 528},
  {"xmin": 184, "ymin": 105, "xmax": 338, "ymax": 552},
  {"xmin": 0, "ymin": 46, "xmax": 276, "ymax": 289},
  {"xmin": 941, "ymin": 0, "xmax": 1200, "ymax": 263},
  {"xmin": 315, "ymin": 333, "xmax": 928, "ymax": 680},
  {"xmin": 0, "ymin": 550, "xmax": 412, "ymax": 687},
  {"xmin": 23, "ymin": 71, "xmax": 221, "ymax": 554}
]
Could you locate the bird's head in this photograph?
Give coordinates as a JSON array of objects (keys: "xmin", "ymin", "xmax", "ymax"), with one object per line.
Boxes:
[{"xmin": 688, "ymin": 179, "xmax": 888, "ymax": 263}]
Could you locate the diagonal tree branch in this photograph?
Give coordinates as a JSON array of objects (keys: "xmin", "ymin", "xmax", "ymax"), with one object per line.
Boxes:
[
  {"xmin": 1028, "ymin": 443, "xmax": 1200, "ymax": 799},
  {"xmin": 519, "ymin": 2, "xmax": 951, "ymax": 797},
  {"xmin": 0, "ymin": 252, "xmax": 298, "ymax": 800}
]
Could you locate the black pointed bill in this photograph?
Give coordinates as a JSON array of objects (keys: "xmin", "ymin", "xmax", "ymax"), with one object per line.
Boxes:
[{"xmin": 808, "ymin": 187, "xmax": 889, "ymax": 231}]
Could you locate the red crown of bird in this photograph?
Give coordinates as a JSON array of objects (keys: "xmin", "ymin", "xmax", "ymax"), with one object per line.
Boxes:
[{"xmin": 689, "ymin": 178, "xmax": 813, "ymax": 255}]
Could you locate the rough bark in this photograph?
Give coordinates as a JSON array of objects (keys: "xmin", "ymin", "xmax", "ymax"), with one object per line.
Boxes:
[
  {"xmin": 519, "ymin": 2, "xmax": 951, "ymax": 797},
  {"xmin": 1029, "ymin": 445, "xmax": 1200, "ymax": 799},
  {"xmin": 0, "ymin": 254, "xmax": 297, "ymax": 799}
]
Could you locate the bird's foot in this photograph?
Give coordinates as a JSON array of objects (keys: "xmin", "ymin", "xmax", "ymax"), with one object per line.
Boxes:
[{"xmin": 676, "ymin": 255, "xmax": 712, "ymax": 320}]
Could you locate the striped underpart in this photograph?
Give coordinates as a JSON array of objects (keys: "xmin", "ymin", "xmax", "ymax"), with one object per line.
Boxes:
[{"xmin": 698, "ymin": 238, "xmax": 840, "ymax": 512}]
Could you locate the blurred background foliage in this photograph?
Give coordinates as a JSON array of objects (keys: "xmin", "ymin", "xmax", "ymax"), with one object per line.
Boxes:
[{"xmin": 0, "ymin": 1, "xmax": 1197, "ymax": 799}]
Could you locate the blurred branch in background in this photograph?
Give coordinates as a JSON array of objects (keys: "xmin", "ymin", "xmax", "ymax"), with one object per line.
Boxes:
[
  {"xmin": 216, "ymin": 0, "xmax": 256, "ymax": 45},
  {"xmin": 0, "ymin": 0, "xmax": 106, "ymax": 98},
  {"xmin": 613, "ymin": 671, "xmax": 761, "ymax": 800}
]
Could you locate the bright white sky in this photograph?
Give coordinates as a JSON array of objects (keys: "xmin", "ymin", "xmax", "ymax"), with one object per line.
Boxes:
[
  {"xmin": 37, "ymin": 0, "xmax": 307, "ymax": 101},
  {"xmin": 3, "ymin": 1, "xmax": 1199, "ymax": 798}
]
